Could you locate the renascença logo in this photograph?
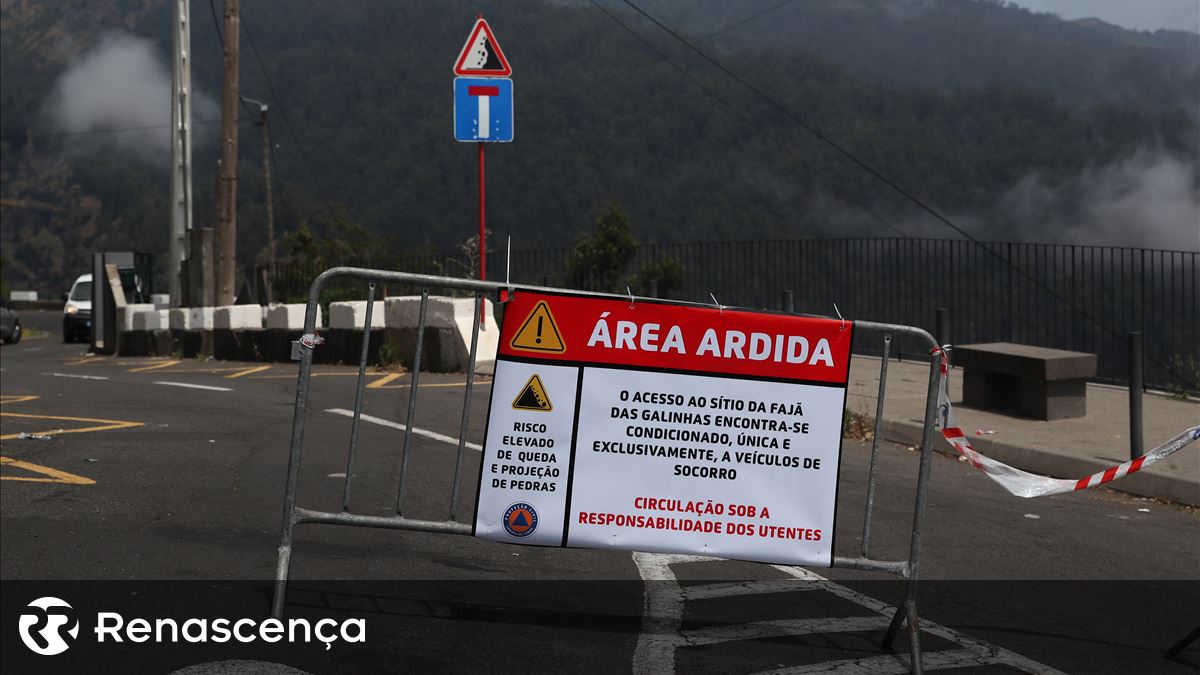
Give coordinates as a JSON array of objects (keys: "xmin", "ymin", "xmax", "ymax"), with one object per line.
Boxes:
[
  {"xmin": 15, "ymin": 596, "xmax": 366, "ymax": 654},
  {"xmin": 18, "ymin": 597, "xmax": 79, "ymax": 656}
]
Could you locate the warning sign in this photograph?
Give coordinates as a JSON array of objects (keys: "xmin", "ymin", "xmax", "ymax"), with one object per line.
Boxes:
[
  {"xmin": 512, "ymin": 374, "xmax": 553, "ymax": 411},
  {"xmin": 509, "ymin": 301, "xmax": 566, "ymax": 353},
  {"xmin": 453, "ymin": 18, "xmax": 513, "ymax": 77},
  {"xmin": 474, "ymin": 291, "xmax": 853, "ymax": 566}
]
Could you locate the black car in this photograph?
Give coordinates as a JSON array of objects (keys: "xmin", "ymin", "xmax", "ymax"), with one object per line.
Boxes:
[{"xmin": 0, "ymin": 305, "xmax": 21, "ymax": 344}]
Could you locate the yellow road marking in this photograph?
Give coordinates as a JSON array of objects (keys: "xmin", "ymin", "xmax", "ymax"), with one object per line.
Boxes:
[
  {"xmin": 242, "ymin": 372, "xmax": 491, "ymax": 389},
  {"xmin": 250, "ymin": 372, "xmax": 364, "ymax": 380},
  {"xmin": 366, "ymin": 373, "xmax": 403, "ymax": 388},
  {"xmin": 128, "ymin": 359, "xmax": 182, "ymax": 373},
  {"xmin": 0, "ymin": 412, "xmax": 144, "ymax": 440},
  {"xmin": 164, "ymin": 366, "xmax": 267, "ymax": 374},
  {"xmin": 372, "ymin": 379, "xmax": 492, "ymax": 390},
  {"xmin": 64, "ymin": 355, "xmax": 110, "ymax": 366},
  {"xmin": 0, "ymin": 397, "xmax": 141, "ymax": 486},
  {"xmin": 0, "ymin": 456, "xmax": 95, "ymax": 485},
  {"xmin": 225, "ymin": 364, "xmax": 272, "ymax": 379}
]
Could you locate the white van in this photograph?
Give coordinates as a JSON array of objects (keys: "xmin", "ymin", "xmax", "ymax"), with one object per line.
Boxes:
[{"xmin": 63, "ymin": 273, "xmax": 92, "ymax": 343}]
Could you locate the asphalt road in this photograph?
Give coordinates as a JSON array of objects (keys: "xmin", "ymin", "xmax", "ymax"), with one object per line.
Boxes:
[{"xmin": 2, "ymin": 311, "xmax": 1197, "ymax": 674}]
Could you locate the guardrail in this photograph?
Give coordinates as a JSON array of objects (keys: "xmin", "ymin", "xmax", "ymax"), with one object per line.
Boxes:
[{"xmin": 252, "ymin": 238, "xmax": 1197, "ymax": 392}]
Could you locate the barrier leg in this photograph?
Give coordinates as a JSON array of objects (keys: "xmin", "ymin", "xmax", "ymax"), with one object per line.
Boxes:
[
  {"xmin": 862, "ymin": 334, "xmax": 892, "ymax": 557},
  {"xmin": 449, "ymin": 293, "xmax": 482, "ymax": 520},
  {"xmin": 395, "ymin": 289, "xmax": 429, "ymax": 515},
  {"xmin": 342, "ymin": 282, "xmax": 376, "ymax": 510},
  {"xmin": 271, "ymin": 279, "xmax": 323, "ymax": 618},
  {"xmin": 271, "ymin": 513, "xmax": 296, "ymax": 619},
  {"xmin": 906, "ymin": 595, "xmax": 924, "ymax": 675}
]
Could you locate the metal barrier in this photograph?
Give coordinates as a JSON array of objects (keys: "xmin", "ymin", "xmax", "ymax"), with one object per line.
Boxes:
[{"xmin": 272, "ymin": 266, "xmax": 944, "ymax": 674}]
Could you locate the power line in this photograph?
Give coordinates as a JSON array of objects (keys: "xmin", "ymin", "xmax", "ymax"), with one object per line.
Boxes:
[
  {"xmin": 697, "ymin": 0, "xmax": 800, "ymax": 42},
  {"xmin": 206, "ymin": 0, "xmax": 336, "ymax": 225},
  {"xmin": 620, "ymin": 0, "xmax": 974, "ymax": 240},
  {"xmin": 239, "ymin": 13, "xmax": 340, "ymax": 223},
  {"xmin": 616, "ymin": 0, "xmax": 1195, "ymax": 388},
  {"xmin": 588, "ymin": 0, "xmax": 907, "ymax": 238}
]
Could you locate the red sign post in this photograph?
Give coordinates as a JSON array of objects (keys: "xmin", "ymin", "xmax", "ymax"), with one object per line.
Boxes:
[{"xmin": 454, "ymin": 17, "xmax": 513, "ymax": 325}]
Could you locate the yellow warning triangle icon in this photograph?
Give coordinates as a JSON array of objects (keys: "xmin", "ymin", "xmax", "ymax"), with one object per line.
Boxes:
[
  {"xmin": 512, "ymin": 374, "xmax": 553, "ymax": 412},
  {"xmin": 510, "ymin": 301, "xmax": 566, "ymax": 353}
]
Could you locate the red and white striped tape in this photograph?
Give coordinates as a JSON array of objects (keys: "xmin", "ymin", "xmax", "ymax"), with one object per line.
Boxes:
[{"xmin": 931, "ymin": 347, "xmax": 1200, "ymax": 498}]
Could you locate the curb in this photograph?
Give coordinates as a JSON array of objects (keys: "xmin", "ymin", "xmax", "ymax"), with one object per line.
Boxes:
[{"xmin": 878, "ymin": 418, "xmax": 1200, "ymax": 507}]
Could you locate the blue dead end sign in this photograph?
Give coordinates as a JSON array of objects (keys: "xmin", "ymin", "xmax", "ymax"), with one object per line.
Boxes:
[{"xmin": 454, "ymin": 77, "xmax": 513, "ymax": 143}]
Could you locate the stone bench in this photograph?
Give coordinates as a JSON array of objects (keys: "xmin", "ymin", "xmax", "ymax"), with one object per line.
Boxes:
[{"xmin": 954, "ymin": 342, "xmax": 1097, "ymax": 420}]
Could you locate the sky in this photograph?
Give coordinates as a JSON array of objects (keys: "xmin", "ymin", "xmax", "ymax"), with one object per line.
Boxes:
[{"xmin": 1012, "ymin": 0, "xmax": 1199, "ymax": 33}]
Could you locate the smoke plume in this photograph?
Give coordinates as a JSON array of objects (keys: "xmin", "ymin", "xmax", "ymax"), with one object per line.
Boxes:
[
  {"xmin": 1000, "ymin": 148, "xmax": 1200, "ymax": 251},
  {"xmin": 44, "ymin": 31, "xmax": 218, "ymax": 163},
  {"xmin": 804, "ymin": 148, "xmax": 1199, "ymax": 251}
]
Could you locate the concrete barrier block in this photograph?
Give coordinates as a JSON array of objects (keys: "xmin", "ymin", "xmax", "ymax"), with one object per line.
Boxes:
[
  {"xmin": 130, "ymin": 309, "xmax": 153, "ymax": 331},
  {"xmin": 383, "ymin": 295, "xmax": 424, "ymax": 328},
  {"xmin": 171, "ymin": 307, "xmax": 215, "ymax": 330},
  {"xmin": 133, "ymin": 309, "xmax": 170, "ymax": 331},
  {"xmin": 330, "ymin": 301, "xmax": 385, "ymax": 329},
  {"xmin": 446, "ymin": 297, "xmax": 498, "ymax": 368},
  {"xmin": 214, "ymin": 305, "xmax": 263, "ymax": 330},
  {"xmin": 265, "ymin": 303, "xmax": 322, "ymax": 330},
  {"xmin": 117, "ymin": 303, "xmax": 155, "ymax": 332},
  {"xmin": 383, "ymin": 295, "xmax": 498, "ymax": 372},
  {"xmin": 314, "ymin": 329, "xmax": 387, "ymax": 366},
  {"xmin": 9, "ymin": 290, "xmax": 37, "ymax": 302},
  {"xmin": 174, "ymin": 330, "xmax": 210, "ymax": 358}
]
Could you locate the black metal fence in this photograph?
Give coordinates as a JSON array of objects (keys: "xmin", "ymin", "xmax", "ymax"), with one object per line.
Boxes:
[{"xmin": 252, "ymin": 238, "xmax": 1199, "ymax": 392}]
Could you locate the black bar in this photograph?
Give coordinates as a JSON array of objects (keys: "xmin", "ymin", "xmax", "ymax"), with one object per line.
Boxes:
[{"xmin": 1129, "ymin": 331, "xmax": 1144, "ymax": 460}]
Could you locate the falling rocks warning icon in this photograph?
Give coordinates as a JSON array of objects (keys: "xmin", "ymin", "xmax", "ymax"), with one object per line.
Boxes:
[
  {"xmin": 512, "ymin": 374, "xmax": 553, "ymax": 412},
  {"xmin": 453, "ymin": 19, "xmax": 513, "ymax": 77}
]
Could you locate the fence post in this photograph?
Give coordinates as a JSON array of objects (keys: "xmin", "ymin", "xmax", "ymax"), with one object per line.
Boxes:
[
  {"xmin": 935, "ymin": 308, "xmax": 950, "ymax": 347},
  {"xmin": 782, "ymin": 289, "xmax": 794, "ymax": 314},
  {"xmin": 648, "ymin": 278, "xmax": 658, "ymax": 299},
  {"xmin": 1129, "ymin": 331, "xmax": 1143, "ymax": 460}
]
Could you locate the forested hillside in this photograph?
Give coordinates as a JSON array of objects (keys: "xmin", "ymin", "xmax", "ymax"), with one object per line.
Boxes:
[{"xmin": 1, "ymin": 0, "xmax": 1197, "ymax": 294}]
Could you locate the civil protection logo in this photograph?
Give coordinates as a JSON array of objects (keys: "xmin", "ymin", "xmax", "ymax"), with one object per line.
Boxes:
[
  {"xmin": 503, "ymin": 502, "xmax": 538, "ymax": 537},
  {"xmin": 18, "ymin": 597, "xmax": 79, "ymax": 655}
]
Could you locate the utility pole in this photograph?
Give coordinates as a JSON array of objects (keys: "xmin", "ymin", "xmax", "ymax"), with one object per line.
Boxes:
[
  {"xmin": 243, "ymin": 96, "xmax": 274, "ymax": 302},
  {"xmin": 169, "ymin": 0, "xmax": 192, "ymax": 306},
  {"xmin": 215, "ymin": 0, "xmax": 240, "ymax": 306}
]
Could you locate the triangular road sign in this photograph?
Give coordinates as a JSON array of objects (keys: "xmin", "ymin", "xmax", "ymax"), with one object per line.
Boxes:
[
  {"xmin": 454, "ymin": 18, "xmax": 513, "ymax": 77},
  {"xmin": 512, "ymin": 374, "xmax": 553, "ymax": 412},
  {"xmin": 510, "ymin": 301, "xmax": 565, "ymax": 353}
]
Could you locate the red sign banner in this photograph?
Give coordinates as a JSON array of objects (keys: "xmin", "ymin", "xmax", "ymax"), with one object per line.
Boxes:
[{"xmin": 499, "ymin": 291, "xmax": 853, "ymax": 385}]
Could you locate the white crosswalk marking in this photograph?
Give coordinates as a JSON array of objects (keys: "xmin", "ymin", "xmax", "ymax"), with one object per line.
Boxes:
[{"xmin": 633, "ymin": 552, "xmax": 1065, "ymax": 675}]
